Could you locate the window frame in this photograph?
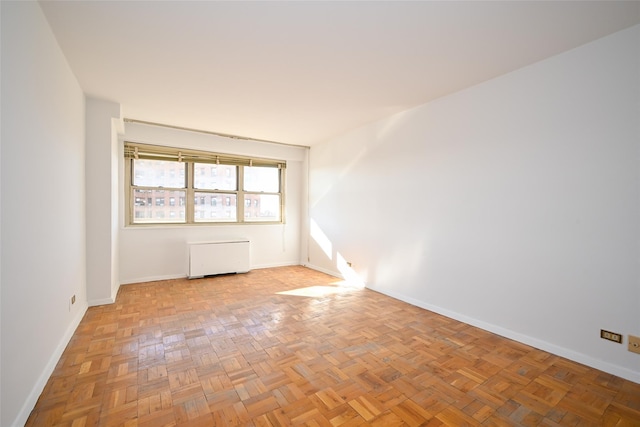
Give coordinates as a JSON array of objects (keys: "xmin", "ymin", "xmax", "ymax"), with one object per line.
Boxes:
[{"xmin": 124, "ymin": 142, "xmax": 286, "ymax": 226}]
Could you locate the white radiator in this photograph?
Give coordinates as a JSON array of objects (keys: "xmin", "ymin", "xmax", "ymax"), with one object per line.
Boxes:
[{"xmin": 188, "ymin": 239, "xmax": 250, "ymax": 279}]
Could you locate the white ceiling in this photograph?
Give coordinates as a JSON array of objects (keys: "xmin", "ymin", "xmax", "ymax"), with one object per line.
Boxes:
[{"xmin": 40, "ymin": 1, "xmax": 640, "ymax": 146}]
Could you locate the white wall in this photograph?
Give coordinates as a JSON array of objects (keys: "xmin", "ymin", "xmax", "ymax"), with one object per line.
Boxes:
[
  {"xmin": 0, "ymin": 2, "xmax": 88, "ymax": 426},
  {"xmin": 308, "ymin": 25, "xmax": 640, "ymax": 382},
  {"xmin": 119, "ymin": 123, "xmax": 308, "ymax": 284},
  {"xmin": 86, "ymin": 98, "xmax": 122, "ymax": 305}
]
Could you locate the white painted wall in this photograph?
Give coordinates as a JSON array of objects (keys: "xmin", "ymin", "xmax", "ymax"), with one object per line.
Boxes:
[
  {"xmin": 86, "ymin": 98, "xmax": 122, "ymax": 305},
  {"xmin": 119, "ymin": 123, "xmax": 307, "ymax": 284},
  {"xmin": 0, "ymin": 2, "xmax": 88, "ymax": 426},
  {"xmin": 111, "ymin": 119, "xmax": 122, "ymax": 301},
  {"xmin": 0, "ymin": 3, "xmax": 3, "ymax": 420},
  {"xmin": 308, "ymin": 25, "xmax": 640, "ymax": 382}
]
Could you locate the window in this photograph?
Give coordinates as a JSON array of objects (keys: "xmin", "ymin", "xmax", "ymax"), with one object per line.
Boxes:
[
  {"xmin": 125, "ymin": 142, "xmax": 285, "ymax": 225},
  {"xmin": 243, "ymin": 166, "xmax": 282, "ymax": 222}
]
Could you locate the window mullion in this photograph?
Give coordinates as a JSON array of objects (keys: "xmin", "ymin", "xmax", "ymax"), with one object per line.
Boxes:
[
  {"xmin": 126, "ymin": 159, "xmax": 133, "ymax": 225},
  {"xmin": 186, "ymin": 162, "xmax": 195, "ymax": 224},
  {"xmin": 238, "ymin": 165, "xmax": 244, "ymax": 223},
  {"xmin": 280, "ymin": 167, "xmax": 286, "ymax": 224}
]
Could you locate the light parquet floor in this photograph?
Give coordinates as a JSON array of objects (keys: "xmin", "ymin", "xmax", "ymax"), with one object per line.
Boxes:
[{"xmin": 27, "ymin": 266, "xmax": 640, "ymax": 426}]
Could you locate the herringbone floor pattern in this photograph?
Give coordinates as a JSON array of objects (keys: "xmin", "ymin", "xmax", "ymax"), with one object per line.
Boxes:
[{"xmin": 27, "ymin": 266, "xmax": 640, "ymax": 426}]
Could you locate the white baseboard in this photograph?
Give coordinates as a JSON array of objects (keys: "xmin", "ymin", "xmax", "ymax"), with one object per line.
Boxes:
[
  {"xmin": 301, "ymin": 263, "xmax": 343, "ymax": 279},
  {"xmin": 367, "ymin": 285, "xmax": 640, "ymax": 385},
  {"xmin": 119, "ymin": 262, "xmax": 303, "ymax": 285},
  {"xmin": 250, "ymin": 261, "xmax": 299, "ymax": 270},
  {"xmin": 12, "ymin": 302, "xmax": 88, "ymax": 427},
  {"xmin": 88, "ymin": 297, "xmax": 116, "ymax": 307},
  {"xmin": 119, "ymin": 273, "xmax": 186, "ymax": 285}
]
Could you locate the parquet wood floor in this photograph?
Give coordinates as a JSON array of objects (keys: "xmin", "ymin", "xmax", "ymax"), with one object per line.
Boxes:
[{"xmin": 27, "ymin": 266, "xmax": 640, "ymax": 426}]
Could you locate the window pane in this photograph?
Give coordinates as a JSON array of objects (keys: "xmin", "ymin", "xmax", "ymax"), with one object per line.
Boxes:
[
  {"xmin": 244, "ymin": 194, "xmax": 280, "ymax": 222},
  {"xmin": 133, "ymin": 159, "xmax": 186, "ymax": 188},
  {"xmin": 243, "ymin": 166, "xmax": 279, "ymax": 192},
  {"xmin": 133, "ymin": 189, "xmax": 185, "ymax": 223},
  {"xmin": 194, "ymin": 192, "xmax": 237, "ymax": 222},
  {"xmin": 194, "ymin": 163, "xmax": 236, "ymax": 190}
]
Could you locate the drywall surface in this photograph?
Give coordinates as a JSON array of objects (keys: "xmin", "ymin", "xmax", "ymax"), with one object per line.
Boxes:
[
  {"xmin": 86, "ymin": 98, "xmax": 121, "ymax": 305},
  {"xmin": 308, "ymin": 25, "xmax": 640, "ymax": 382},
  {"xmin": 119, "ymin": 123, "xmax": 307, "ymax": 284},
  {"xmin": 1, "ymin": 2, "xmax": 87, "ymax": 425}
]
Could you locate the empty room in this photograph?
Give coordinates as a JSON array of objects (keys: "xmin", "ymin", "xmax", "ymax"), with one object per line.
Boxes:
[{"xmin": 1, "ymin": 1, "xmax": 639, "ymax": 426}]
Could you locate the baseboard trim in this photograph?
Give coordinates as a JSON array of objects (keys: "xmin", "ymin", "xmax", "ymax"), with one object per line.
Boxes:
[
  {"xmin": 119, "ymin": 274, "xmax": 186, "ymax": 285},
  {"xmin": 367, "ymin": 285, "xmax": 640, "ymax": 385},
  {"xmin": 12, "ymin": 302, "xmax": 89, "ymax": 427},
  {"xmin": 88, "ymin": 297, "xmax": 116, "ymax": 307},
  {"xmin": 250, "ymin": 261, "xmax": 300, "ymax": 270},
  {"xmin": 119, "ymin": 262, "xmax": 303, "ymax": 285},
  {"xmin": 301, "ymin": 263, "xmax": 343, "ymax": 279}
]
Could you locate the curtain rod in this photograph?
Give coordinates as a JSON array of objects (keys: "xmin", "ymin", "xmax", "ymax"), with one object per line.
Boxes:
[{"xmin": 123, "ymin": 118, "xmax": 310, "ymax": 149}]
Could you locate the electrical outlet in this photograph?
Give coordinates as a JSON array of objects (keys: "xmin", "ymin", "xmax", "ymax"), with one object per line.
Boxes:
[
  {"xmin": 628, "ymin": 335, "xmax": 640, "ymax": 354},
  {"xmin": 71, "ymin": 295, "xmax": 76, "ymax": 305},
  {"xmin": 600, "ymin": 329, "xmax": 623, "ymax": 344}
]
